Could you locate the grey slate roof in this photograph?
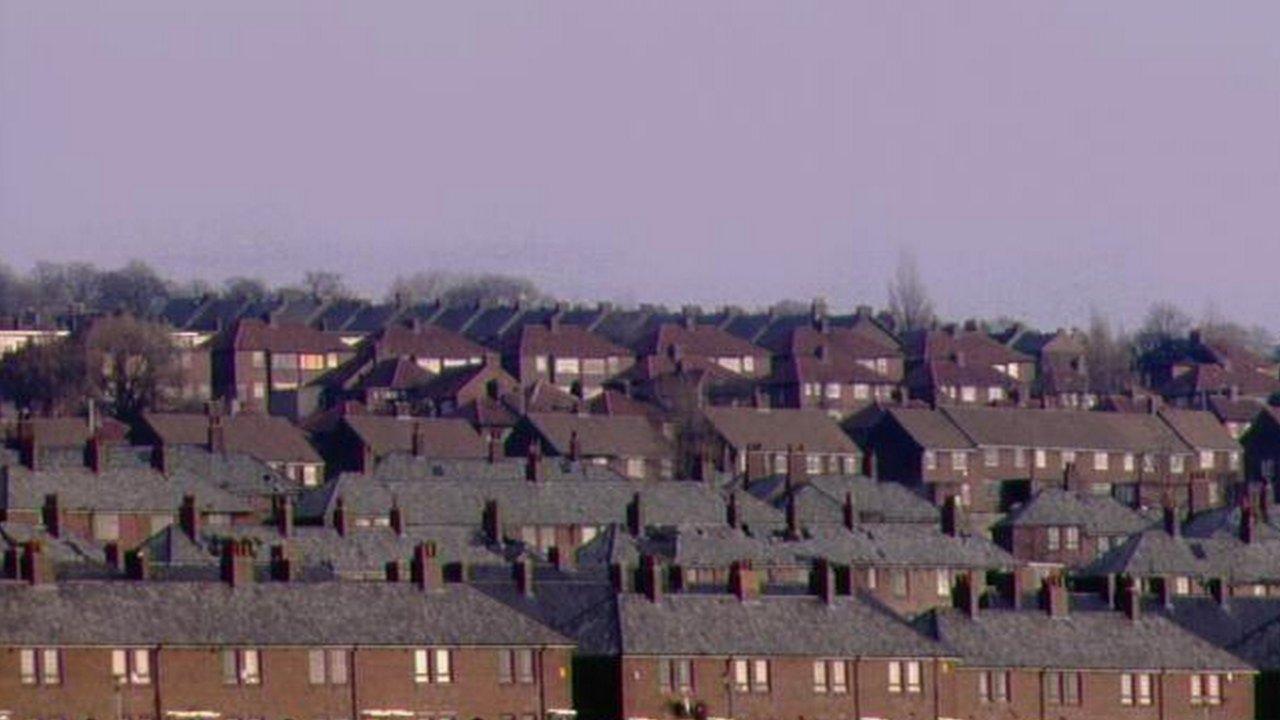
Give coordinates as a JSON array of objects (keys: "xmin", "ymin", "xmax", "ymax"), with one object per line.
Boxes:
[
  {"xmin": 793, "ymin": 524, "xmax": 1016, "ymax": 570},
  {"xmin": 1002, "ymin": 488, "xmax": 1153, "ymax": 535},
  {"xmin": 922, "ymin": 606, "xmax": 1254, "ymax": 671},
  {"xmin": 1083, "ymin": 529, "xmax": 1280, "ymax": 582},
  {"xmin": 745, "ymin": 474, "xmax": 939, "ymax": 525},
  {"xmin": 370, "ymin": 454, "xmax": 626, "ymax": 483},
  {"xmin": 611, "ymin": 593, "xmax": 946, "ymax": 657},
  {"xmin": 0, "ymin": 581, "xmax": 570, "ymax": 647},
  {"xmin": 704, "ymin": 407, "xmax": 860, "ymax": 454}
]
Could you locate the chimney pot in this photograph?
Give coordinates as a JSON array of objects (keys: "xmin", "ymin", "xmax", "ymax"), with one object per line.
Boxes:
[
  {"xmin": 125, "ymin": 549, "xmax": 149, "ymax": 580},
  {"xmin": 333, "ymin": 496, "xmax": 350, "ymax": 536},
  {"xmin": 730, "ymin": 560, "xmax": 759, "ymax": 601},
  {"xmin": 640, "ymin": 554, "xmax": 663, "ymax": 603},
  {"xmin": 411, "ymin": 542, "xmax": 443, "ymax": 592},
  {"xmin": 179, "ymin": 494, "xmax": 201, "ymax": 541},
  {"xmin": 514, "ymin": 557, "xmax": 535, "ymax": 597}
]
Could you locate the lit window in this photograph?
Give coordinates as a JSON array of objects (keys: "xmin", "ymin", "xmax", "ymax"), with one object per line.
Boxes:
[
  {"xmin": 988, "ymin": 386, "xmax": 1005, "ymax": 402},
  {"xmin": 825, "ymin": 383, "xmax": 841, "ymax": 399},
  {"xmin": 1200, "ymin": 451, "xmax": 1215, "ymax": 470},
  {"xmin": 953, "ymin": 451, "xmax": 968, "ymax": 471},
  {"xmin": 1124, "ymin": 453, "xmax": 1135, "ymax": 472},
  {"xmin": 111, "ymin": 648, "xmax": 151, "ymax": 685},
  {"xmin": 308, "ymin": 648, "xmax": 348, "ymax": 685},
  {"xmin": 1062, "ymin": 450, "xmax": 1077, "ymax": 466},
  {"xmin": 554, "ymin": 357, "xmax": 580, "ymax": 375},
  {"xmin": 497, "ymin": 648, "xmax": 535, "ymax": 685},
  {"xmin": 924, "ymin": 451, "xmax": 937, "ymax": 471},
  {"xmin": 935, "ymin": 569, "xmax": 951, "ymax": 597},
  {"xmin": 961, "ymin": 386, "xmax": 977, "ymax": 403},
  {"xmin": 979, "ymin": 669, "xmax": 1011, "ymax": 703},
  {"xmin": 1095, "ymin": 452, "xmax": 1109, "ymax": 471},
  {"xmin": 19, "ymin": 648, "xmax": 59, "ymax": 685},
  {"xmin": 93, "ymin": 513, "xmax": 120, "ymax": 542},
  {"xmin": 1035, "ymin": 449, "xmax": 1047, "ymax": 469},
  {"xmin": 888, "ymin": 660, "xmax": 922, "ymax": 694},
  {"xmin": 1170, "ymin": 455, "xmax": 1185, "ymax": 474},
  {"xmin": 534, "ymin": 355, "xmax": 548, "ymax": 373},
  {"xmin": 1064, "ymin": 526, "xmax": 1080, "ymax": 551},
  {"xmin": 1014, "ymin": 447, "xmax": 1027, "ymax": 468}
]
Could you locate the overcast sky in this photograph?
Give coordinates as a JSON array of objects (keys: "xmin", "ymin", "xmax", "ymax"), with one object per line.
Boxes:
[{"xmin": 2, "ymin": 2, "xmax": 1278, "ymax": 329}]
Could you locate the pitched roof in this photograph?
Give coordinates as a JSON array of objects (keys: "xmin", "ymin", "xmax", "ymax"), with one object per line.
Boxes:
[
  {"xmin": 1157, "ymin": 408, "xmax": 1241, "ymax": 451},
  {"xmin": 744, "ymin": 474, "xmax": 939, "ymax": 525},
  {"xmin": 342, "ymin": 416, "xmax": 487, "ymax": 459},
  {"xmin": 880, "ymin": 407, "xmax": 974, "ymax": 449},
  {"xmin": 904, "ymin": 328, "xmax": 1032, "ymax": 366},
  {"xmin": 509, "ymin": 322, "xmax": 629, "ymax": 359},
  {"xmin": 639, "ymin": 322, "xmax": 766, "ymax": 359},
  {"xmin": 366, "ymin": 322, "xmax": 488, "ymax": 360},
  {"xmin": 939, "ymin": 406, "xmax": 1192, "ymax": 452},
  {"xmin": 350, "ymin": 357, "xmax": 436, "ymax": 392},
  {"xmin": 923, "ymin": 606, "xmax": 1253, "ymax": 671},
  {"xmin": 0, "ymin": 581, "xmax": 570, "ymax": 647},
  {"xmin": 141, "ymin": 412, "xmax": 322, "ymax": 464},
  {"xmin": 1003, "ymin": 488, "xmax": 1153, "ymax": 536},
  {"xmin": 525, "ymin": 412, "xmax": 672, "ymax": 459},
  {"xmin": 213, "ymin": 317, "xmax": 350, "ymax": 353},
  {"xmin": 611, "ymin": 593, "xmax": 945, "ymax": 657},
  {"xmin": 704, "ymin": 408, "xmax": 860, "ymax": 454}
]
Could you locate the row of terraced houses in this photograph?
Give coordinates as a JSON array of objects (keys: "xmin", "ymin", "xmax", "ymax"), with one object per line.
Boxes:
[{"xmin": 2, "ymin": 298, "xmax": 1280, "ymax": 720}]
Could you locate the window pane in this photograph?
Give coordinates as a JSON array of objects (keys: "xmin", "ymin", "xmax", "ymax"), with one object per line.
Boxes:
[
  {"xmin": 751, "ymin": 659, "xmax": 769, "ymax": 692},
  {"xmin": 20, "ymin": 649, "xmax": 36, "ymax": 684},
  {"xmin": 498, "ymin": 649, "xmax": 513, "ymax": 684},
  {"xmin": 888, "ymin": 661, "xmax": 902, "ymax": 692},
  {"xmin": 831, "ymin": 661, "xmax": 847, "ymax": 693},
  {"xmin": 414, "ymin": 649, "xmax": 429, "ymax": 683},
  {"xmin": 733, "ymin": 659, "xmax": 749, "ymax": 691},
  {"xmin": 434, "ymin": 649, "xmax": 451, "ymax": 683},
  {"xmin": 515, "ymin": 648, "xmax": 534, "ymax": 683},
  {"xmin": 112, "ymin": 649, "xmax": 128, "ymax": 680},
  {"xmin": 308, "ymin": 650, "xmax": 326, "ymax": 685},
  {"xmin": 222, "ymin": 649, "xmax": 238, "ymax": 684},
  {"xmin": 41, "ymin": 649, "xmax": 60, "ymax": 685},
  {"xmin": 329, "ymin": 649, "xmax": 348, "ymax": 685},
  {"xmin": 658, "ymin": 659, "xmax": 672, "ymax": 690},
  {"xmin": 813, "ymin": 660, "xmax": 828, "ymax": 693},
  {"xmin": 132, "ymin": 649, "xmax": 151, "ymax": 684},
  {"xmin": 242, "ymin": 649, "xmax": 260, "ymax": 684}
]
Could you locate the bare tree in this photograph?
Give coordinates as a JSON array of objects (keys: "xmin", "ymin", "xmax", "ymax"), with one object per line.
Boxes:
[
  {"xmin": 222, "ymin": 276, "xmax": 269, "ymax": 302},
  {"xmin": 1084, "ymin": 309, "xmax": 1133, "ymax": 394},
  {"xmin": 0, "ymin": 339, "xmax": 86, "ymax": 414},
  {"xmin": 887, "ymin": 250, "xmax": 936, "ymax": 332},
  {"xmin": 386, "ymin": 271, "xmax": 549, "ymax": 306},
  {"xmin": 302, "ymin": 270, "xmax": 351, "ymax": 302},
  {"xmin": 79, "ymin": 315, "xmax": 180, "ymax": 420}
]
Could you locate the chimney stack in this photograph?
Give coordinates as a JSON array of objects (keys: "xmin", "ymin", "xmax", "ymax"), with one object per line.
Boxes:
[
  {"xmin": 955, "ymin": 571, "xmax": 980, "ymax": 617},
  {"xmin": 627, "ymin": 492, "xmax": 644, "ymax": 537},
  {"xmin": 729, "ymin": 560, "xmax": 759, "ymax": 601},
  {"xmin": 610, "ymin": 563, "xmax": 633, "ymax": 593},
  {"xmin": 220, "ymin": 539, "xmax": 254, "ymax": 588},
  {"xmin": 411, "ymin": 421, "xmax": 426, "ymax": 457},
  {"xmin": 483, "ymin": 499, "xmax": 503, "ymax": 544},
  {"xmin": 274, "ymin": 494, "xmax": 293, "ymax": 537},
  {"xmin": 270, "ymin": 544, "xmax": 294, "ymax": 582},
  {"xmin": 941, "ymin": 495, "xmax": 966, "ymax": 537},
  {"xmin": 726, "ymin": 490, "xmax": 740, "ymax": 529},
  {"xmin": 411, "ymin": 542, "xmax": 443, "ymax": 592},
  {"xmin": 1162, "ymin": 504, "xmax": 1181, "ymax": 537},
  {"xmin": 20, "ymin": 540, "xmax": 51, "ymax": 585},
  {"xmin": 785, "ymin": 493, "xmax": 801, "ymax": 540},
  {"xmin": 41, "ymin": 494, "xmax": 61, "ymax": 538},
  {"xmin": 515, "ymin": 557, "xmax": 535, "ymax": 597},
  {"xmin": 18, "ymin": 416, "xmax": 39, "ymax": 471},
  {"xmin": 389, "ymin": 500, "xmax": 405, "ymax": 536},
  {"xmin": 207, "ymin": 414, "xmax": 226, "ymax": 455},
  {"xmin": 568, "ymin": 430, "xmax": 581, "ymax": 462},
  {"xmin": 1210, "ymin": 577, "xmax": 1229, "ymax": 607},
  {"xmin": 86, "ymin": 432, "xmax": 107, "ymax": 474},
  {"xmin": 125, "ymin": 549, "xmax": 149, "ymax": 580},
  {"xmin": 813, "ymin": 558, "xmax": 836, "ymax": 605},
  {"xmin": 179, "ymin": 494, "xmax": 201, "ymax": 541},
  {"xmin": 842, "ymin": 491, "xmax": 856, "ymax": 530},
  {"xmin": 525, "ymin": 443, "xmax": 542, "ymax": 482},
  {"xmin": 104, "ymin": 542, "xmax": 123, "ymax": 572},
  {"xmin": 1241, "ymin": 505, "xmax": 1256, "ymax": 545},
  {"xmin": 333, "ymin": 496, "xmax": 350, "ymax": 537},
  {"xmin": 1120, "ymin": 577, "xmax": 1141, "ymax": 621},
  {"xmin": 640, "ymin": 554, "xmax": 663, "ymax": 603},
  {"xmin": 1042, "ymin": 575, "xmax": 1069, "ymax": 618},
  {"xmin": 787, "ymin": 444, "xmax": 808, "ymax": 488}
]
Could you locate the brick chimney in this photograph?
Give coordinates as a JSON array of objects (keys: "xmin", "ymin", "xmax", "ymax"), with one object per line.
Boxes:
[
  {"xmin": 812, "ymin": 558, "xmax": 836, "ymax": 605},
  {"xmin": 274, "ymin": 493, "xmax": 293, "ymax": 538},
  {"xmin": 20, "ymin": 540, "xmax": 51, "ymax": 585},
  {"xmin": 1162, "ymin": 504, "xmax": 1181, "ymax": 537},
  {"xmin": 627, "ymin": 492, "xmax": 644, "ymax": 537},
  {"xmin": 411, "ymin": 542, "xmax": 443, "ymax": 592},
  {"xmin": 525, "ymin": 443, "xmax": 542, "ymax": 482},
  {"xmin": 1241, "ymin": 505, "xmax": 1256, "ymax": 544},
  {"xmin": 1119, "ymin": 577, "xmax": 1141, "ymax": 621},
  {"xmin": 125, "ymin": 549, "xmax": 149, "ymax": 580},
  {"xmin": 640, "ymin": 554, "xmax": 663, "ymax": 603},
  {"xmin": 151, "ymin": 444, "xmax": 169, "ymax": 475},
  {"xmin": 568, "ymin": 430, "xmax": 580, "ymax": 462},
  {"xmin": 333, "ymin": 496, "xmax": 350, "ymax": 536},
  {"xmin": 389, "ymin": 500, "xmax": 405, "ymax": 536},
  {"xmin": 179, "ymin": 494, "xmax": 201, "ymax": 541},
  {"xmin": 941, "ymin": 495, "xmax": 966, "ymax": 537},
  {"xmin": 270, "ymin": 544, "xmax": 294, "ymax": 582},
  {"xmin": 1210, "ymin": 577, "xmax": 1229, "ymax": 607},
  {"xmin": 514, "ymin": 557, "xmax": 535, "ymax": 597},
  {"xmin": 411, "ymin": 421, "xmax": 426, "ymax": 457},
  {"xmin": 548, "ymin": 545, "xmax": 575, "ymax": 572},
  {"xmin": 18, "ymin": 417, "xmax": 38, "ymax": 471},
  {"xmin": 1042, "ymin": 575, "xmax": 1069, "ymax": 618},
  {"xmin": 785, "ymin": 493, "xmax": 801, "ymax": 540},
  {"xmin": 954, "ymin": 571, "xmax": 980, "ymax": 617},
  {"xmin": 483, "ymin": 499, "xmax": 503, "ymax": 544},
  {"xmin": 220, "ymin": 539, "xmax": 254, "ymax": 588},
  {"xmin": 207, "ymin": 414, "xmax": 226, "ymax": 455},
  {"xmin": 726, "ymin": 490, "xmax": 740, "ymax": 529},
  {"xmin": 787, "ymin": 444, "xmax": 808, "ymax": 488},
  {"xmin": 41, "ymin": 493, "xmax": 61, "ymax": 538},
  {"xmin": 842, "ymin": 491, "xmax": 857, "ymax": 530},
  {"xmin": 104, "ymin": 542, "xmax": 123, "ymax": 572},
  {"xmin": 360, "ymin": 440, "xmax": 375, "ymax": 475},
  {"xmin": 384, "ymin": 560, "xmax": 404, "ymax": 583},
  {"xmin": 86, "ymin": 431, "xmax": 107, "ymax": 474},
  {"xmin": 730, "ymin": 560, "xmax": 759, "ymax": 601}
]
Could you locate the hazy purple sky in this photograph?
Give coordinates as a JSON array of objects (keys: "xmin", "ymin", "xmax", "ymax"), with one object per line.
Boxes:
[{"xmin": 2, "ymin": 2, "xmax": 1278, "ymax": 330}]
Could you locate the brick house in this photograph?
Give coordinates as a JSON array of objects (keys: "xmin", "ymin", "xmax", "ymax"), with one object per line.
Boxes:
[
  {"xmin": 860, "ymin": 405, "xmax": 1240, "ymax": 526},
  {"xmin": 1152, "ymin": 329, "xmax": 1280, "ymax": 405},
  {"xmin": 769, "ymin": 335, "xmax": 899, "ymax": 416},
  {"xmin": 315, "ymin": 414, "xmax": 490, "ymax": 475},
  {"xmin": 995, "ymin": 487, "xmax": 1153, "ymax": 567},
  {"xmin": 1241, "ymin": 407, "xmax": 1280, "ymax": 490},
  {"xmin": 902, "ymin": 326, "xmax": 1035, "ymax": 405},
  {"xmin": 1006, "ymin": 328, "xmax": 1098, "ymax": 409},
  {"xmin": 0, "ymin": 555, "xmax": 574, "ymax": 720},
  {"xmin": 137, "ymin": 409, "xmax": 325, "ymax": 486},
  {"xmin": 919, "ymin": 578, "xmax": 1257, "ymax": 720},
  {"xmin": 502, "ymin": 315, "xmax": 634, "ymax": 398},
  {"xmin": 210, "ymin": 316, "xmax": 354, "ymax": 414},
  {"xmin": 701, "ymin": 407, "xmax": 862, "ymax": 481},
  {"xmin": 509, "ymin": 412, "xmax": 675, "ymax": 480},
  {"xmin": 582, "ymin": 559, "xmax": 949, "ymax": 720}
]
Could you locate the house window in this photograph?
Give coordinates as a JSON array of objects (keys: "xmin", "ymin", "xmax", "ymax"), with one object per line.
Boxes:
[
  {"xmin": 1191, "ymin": 674, "xmax": 1222, "ymax": 705},
  {"xmin": 825, "ymin": 383, "xmax": 841, "ymax": 399},
  {"xmin": 497, "ymin": 648, "xmax": 535, "ymax": 684},
  {"xmin": 984, "ymin": 448, "xmax": 999, "ymax": 468},
  {"xmin": 979, "ymin": 669, "xmax": 1011, "ymax": 703},
  {"xmin": 890, "ymin": 569, "xmax": 908, "ymax": 598},
  {"xmin": 252, "ymin": 351, "xmax": 266, "ymax": 368},
  {"xmin": 1035, "ymin": 448, "xmax": 1047, "ymax": 469},
  {"xmin": 1170, "ymin": 455, "xmax": 1185, "ymax": 474},
  {"xmin": 813, "ymin": 659, "xmax": 849, "ymax": 694},
  {"xmin": 222, "ymin": 648, "xmax": 261, "ymax": 685},
  {"xmin": 93, "ymin": 512, "xmax": 121, "ymax": 542},
  {"xmin": 732, "ymin": 658, "xmax": 770, "ymax": 693},
  {"xmin": 307, "ymin": 648, "xmax": 348, "ymax": 685},
  {"xmin": 888, "ymin": 660, "xmax": 922, "ymax": 693},
  {"xmin": 1124, "ymin": 453, "xmax": 1135, "ymax": 472},
  {"xmin": 1121, "ymin": 672, "xmax": 1153, "ymax": 705},
  {"xmin": 1207, "ymin": 482, "xmax": 1220, "ymax": 505},
  {"xmin": 19, "ymin": 648, "xmax": 61, "ymax": 685},
  {"xmin": 853, "ymin": 383, "xmax": 870, "ymax": 400},
  {"xmin": 1047, "ymin": 527, "xmax": 1061, "ymax": 551},
  {"xmin": 534, "ymin": 356, "xmax": 548, "ymax": 373},
  {"xmin": 1014, "ymin": 447, "xmax": 1027, "ymax": 469},
  {"xmin": 1045, "ymin": 671, "xmax": 1082, "ymax": 705},
  {"xmin": 111, "ymin": 648, "xmax": 151, "ymax": 685},
  {"xmin": 1062, "ymin": 450, "xmax": 1076, "ymax": 466},
  {"xmin": 658, "ymin": 658, "xmax": 693, "ymax": 693},
  {"xmin": 299, "ymin": 354, "xmax": 326, "ymax": 371},
  {"xmin": 960, "ymin": 386, "xmax": 978, "ymax": 403},
  {"xmin": 625, "ymin": 458, "xmax": 646, "ymax": 479},
  {"xmin": 742, "ymin": 356, "xmax": 756, "ymax": 373},
  {"xmin": 841, "ymin": 455, "xmax": 858, "ymax": 474},
  {"xmin": 413, "ymin": 648, "xmax": 453, "ymax": 684},
  {"xmin": 866, "ymin": 567, "xmax": 877, "ymax": 590},
  {"xmin": 936, "ymin": 569, "xmax": 951, "ymax": 597},
  {"xmin": 1229, "ymin": 452, "xmax": 1241, "ymax": 471},
  {"xmin": 988, "ymin": 386, "xmax": 1005, "ymax": 402},
  {"xmin": 953, "ymin": 451, "xmax": 968, "ymax": 471},
  {"xmin": 924, "ymin": 451, "xmax": 937, "ymax": 471},
  {"xmin": 773, "ymin": 453, "xmax": 787, "ymax": 474},
  {"xmin": 1095, "ymin": 452, "xmax": 1109, "ymax": 471},
  {"xmin": 582, "ymin": 358, "xmax": 605, "ymax": 375},
  {"xmin": 1200, "ymin": 451, "xmax": 1215, "ymax": 470},
  {"xmin": 806, "ymin": 454, "xmax": 822, "ymax": 474},
  {"xmin": 1175, "ymin": 576, "xmax": 1191, "ymax": 595},
  {"xmin": 1064, "ymin": 526, "xmax": 1080, "ymax": 551},
  {"xmin": 554, "ymin": 357, "xmax": 580, "ymax": 375}
]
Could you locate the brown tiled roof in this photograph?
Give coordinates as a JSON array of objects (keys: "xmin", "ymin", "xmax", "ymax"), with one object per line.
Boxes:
[
  {"xmin": 343, "ymin": 416, "xmax": 487, "ymax": 459},
  {"xmin": 525, "ymin": 412, "xmax": 672, "ymax": 459},
  {"xmin": 881, "ymin": 407, "xmax": 974, "ymax": 449},
  {"xmin": 351, "ymin": 357, "xmax": 435, "ymax": 392},
  {"xmin": 704, "ymin": 407, "xmax": 859, "ymax": 454},
  {"xmin": 640, "ymin": 323, "xmax": 765, "ymax": 359},
  {"xmin": 11, "ymin": 416, "xmax": 129, "ymax": 448},
  {"xmin": 938, "ymin": 406, "xmax": 1216, "ymax": 453},
  {"xmin": 1206, "ymin": 396, "xmax": 1264, "ymax": 424},
  {"xmin": 907, "ymin": 358, "xmax": 1017, "ymax": 389},
  {"xmin": 904, "ymin": 328, "xmax": 1032, "ymax": 366},
  {"xmin": 788, "ymin": 326, "xmax": 901, "ymax": 360},
  {"xmin": 215, "ymin": 318, "xmax": 350, "ymax": 353},
  {"xmin": 446, "ymin": 397, "xmax": 521, "ymax": 429},
  {"xmin": 1156, "ymin": 408, "xmax": 1241, "ymax": 451},
  {"xmin": 141, "ymin": 412, "xmax": 322, "ymax": 464},
  {"xmin": 776, "ymin": 345, "xmax": 896, "ymax": 385},
  {"xmin": 367, "ymin": 323, "xmax": 488, "ymax": 360},
  {"xmin": 510, "ymin": 323, "xmax": 629, "ymax": 359},
  {"xmin": 1161, "ymin": 363, "xmax": 1280, "ymax": 398}
]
